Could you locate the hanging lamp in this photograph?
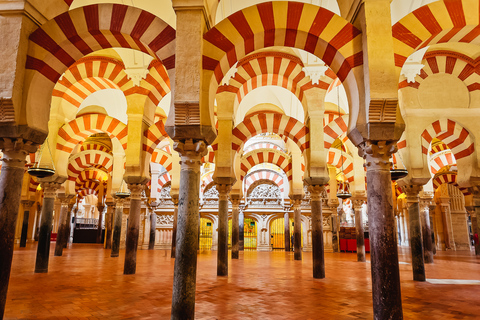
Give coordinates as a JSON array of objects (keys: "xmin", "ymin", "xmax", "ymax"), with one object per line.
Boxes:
[
  {"xmin": 390, "ymin": 152, "xmax": 408, "ymax": 181},
  {"xmin": 115, "ymin": 181, "xmax": 131, "ymax": 199},
  {"xmin": 27, "ymin": 138, "xmax": 56, "ymax": 178},
  {"xmin": 334, "ymin": 83, "xmax": 352, "ymax": 200}
]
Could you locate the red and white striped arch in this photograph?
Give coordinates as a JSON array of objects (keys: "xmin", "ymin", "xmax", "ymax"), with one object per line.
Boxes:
[
  {"xmin": 203, "ymin": 2, "xmax": 362, "ymax": 92},
  {"xmin": 231, "ymin": 113, "xmax": 308, "ymax": 153},
  {"xmin": 218, "ymin": 52, "xmax": 336, "ymax": 104},
  {"xmin": 77, "ymin": 188, "xmax": 100, "ymax": 199},
  {"xmin": 243, "ymin": 141, "xmax": 284, "ymax": 154},
  {"xmin": 28, "ymin": 177, "xmax": 40, "ymax": 193},
  {"xmin": 143, "ymin": 121, "xmax": 170, "ymax": 155},
  {"xmin": 80, "ymin": 142, "xmax": 112, "ymax": 154},
  {"xmin": 67, "ymin": 150, "xmax": 113, "ymax": 181},
  {"xmin": 328, "ymin": 148, "xmax": 354, "ymax": 182},
  {"xmin": 430, "ymin": 151, "xmax": 456, "ymax": 174},
  {"xmin": 244, "ymin": 169, "xmax": 285, "ymax": 194},
  {"xmin": 431, "ymin": 141, "xmax": 450, "ymax": 155},
  {"xmin": 202, "ymin": 148, "xmax": 215, "ymax": 164},
  {"xmin": 27, "ymin": 4, "xmax": 175, "ymax": 84},
  {"xmin": 240, "ymin": 148, "xmax": 293, "ymax": 181},
  {"xmin": 76, "ymin": 169, "xmax": 107, "ymax": 186},
  {"xmin": 323, "ymin": 114, "xmax": 348, "ymax": 149},
  {"xmin": 432, "ymin": 172, "xmax": 470, "ymax": 196},
  {"xmin": 151, "ymin": 149, "xmax": 172, "ymax": 171},
  {"xmin": 393, "ymin": 0, "xmax": 480, "ymax": 69},
  {"xmin": 201, "ymin": 171, "xmax": 215, "ymax": 194},
  {"xmin": 57, "ymin": 114, "xmax": 128, "ymax": 154},
  {"xmin": 421, "ymin": 119, "xmax": 474, "ymax": 160},
  {"xmin": 157, "ymin": 171, "xmax": 171, "ymax": 192},
  {"xmin": 399, "ymin": 51, "xmax": 480, "ymax": 91}
]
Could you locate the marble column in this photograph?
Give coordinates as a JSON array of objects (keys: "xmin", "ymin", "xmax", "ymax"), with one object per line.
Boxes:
[
  {"xmin": 20, "ymin": 200, "xmax": 34, "ymax": 247},
  {"xmin": 171, "ymin": 140, "xmax": 206, "ymax": 319},
  {"xmin": 309, "ymin": 185, "xmax": 325, "ymax": 278},
  {"xmin": 239, "ymin": 209, "xmax": 245, "ymax": 251},
  {"xmin": 124, "ymin": 184, "xmax": 144, "ymax": 274},
  {"xmin": 0, "ymin": 147, "xmax": 29, "ymax": 318},
  {"xmin": 403, "ymin": 185, "xmax": 426, "ymax": 281},
  {"xmin": 472, "ymin": 193, "xmax": 480, "ymax": 255},
  {"xmin": 105, "ymin": 201, "xmax": 115, "ymax": 249},
  {"xmin": 421, "ymin": 202, "xmax": 434, "ymax": 263},
  {"xmin": 353, "ymin": 198, "xmax": 366, "ymax": 262},
  {"xmin": 111, "ymin": 198, "xmax": 124, "ymax": 258},
  {"xmin": 359, "ymin": 140, "xmax": 403, "ymax": 319},
  {"xmin": 231, "ymin": 196, "xmax": 240, "ymax": 259},
  {"xmin": 217, "ymin": 184, "xmax": 231, "ymax": 276},
  {"xmin": 35, "ymin": 182, "xmax": 61, "ymax": 273},
  {"xmin": 439, "ymin": 198, "xmax": 455, "ymax": 250},
  {"xmin": 64, "ymin": 203, "xmax": 75, "ymax": 247},
  {"xmin": 284, "ymin": 210, "xmax": 291, "ymax": 252},
  {"xmin": 171, "ymin": 195, "xmax": 179, "ymax": 258},
  {"xmin": 148, "ymin": 202, "xmax": 158, "ymax": 250},
  {"xmin": 96, "ymin": 204, "xmax": 105, "ymax": 244},
  {"xmin": 54, "ymin": 195, "xmax": 74, "ymax": 256},
  {"xmin": 34, "ymin": 203, "xmax": 42, "ymax": 241},
  {"xmin": 398, "ymin": 212, "xmax": 405, "ymax": 246},
  {"xmin": 292, "ymin": 197, "xmax": 302, "ymax": 260}
]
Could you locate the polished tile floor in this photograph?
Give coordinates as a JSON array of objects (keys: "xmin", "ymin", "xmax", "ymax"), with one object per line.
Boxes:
[{"xmin": 4, "ymin": 244, "xmax": 480, "ymax": 319}]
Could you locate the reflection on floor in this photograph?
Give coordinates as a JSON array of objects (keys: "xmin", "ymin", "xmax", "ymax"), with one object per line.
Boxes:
[{"xmin": 5, "ymin": 244, "xmax": 480, "ymax": 319}]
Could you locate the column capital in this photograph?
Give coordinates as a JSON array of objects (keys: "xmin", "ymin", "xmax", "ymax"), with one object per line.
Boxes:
[
  {"xmin": 114, "ymin": 197, "xmax": 125, "ymax": 206},
  {"xmin": 41, "ymin": 182, "xmax": 61, "ymax": 199},
  {"xmin": 402, "ymin": 184, "xmax": 423, "ymax": 202},
  {"xmin": 21, "ymin": 200, "xmax": 35, "ymax": 207},
  {"xmin": 216, "ymin": 183, "xmax": 232, "ymax": 201},
  {"xmin": 290, "ymin": 195, "xmax": 302, "ymax": 208},
  {"xmin": 230, "ymin": 194, "xmax": 241, "ymax": 207},
  {"xmin": 97, "ymin": 204, "xmax": 105, "ymax": 213},
  {"xmin": 171, "ymin": 194, "xmax": 179, "ymax": 206},
  {"xmin": 353, "ymin": 198, "xmax": 366, "ymax": 209},
  {"xmin": 174, "ymin": 139, "xmax": 208, "ymax": 171},
  {"xmin": 307, "ymin": 185, "xmax": 324, "ymax": 201},
  {"xmin": 58, "ymin": 194, "xmax": 74, "ymax": 206},
  {"xmin": 358, "ymin": 140, "xmax": 397, "ymax": 171},
  {"xmin": 1, "ymin": 138, "xmax": 38, "ymax": 168},
  {"xmin": 127, "ymin": 183, "xmax": 144, "ymax": 200}
]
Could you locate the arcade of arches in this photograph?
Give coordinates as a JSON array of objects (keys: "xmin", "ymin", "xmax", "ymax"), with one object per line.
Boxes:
[{"xmin": 1, "ymin": 0, "xmax": 480, "ymax": 319}]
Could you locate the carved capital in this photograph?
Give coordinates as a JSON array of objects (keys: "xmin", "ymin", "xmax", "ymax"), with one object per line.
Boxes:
[
  {"xmin": 171, "ymin": 194, "xmax": 179, "ymax": 206},
  {"xmin": 58, "ymin": 194, "xmax": 74, "ymax": 207},
  {"xmin": 353, "ymin": 198, "xmax": 366, "ymax": 209},
  {"xmin": 402, "ymin": 184, "xmax": 423, "ymax": 202},
  {"xmin": 359, "ymin": 140, "xmax": 397, "ymax": 171},
  {"xmin": 42, "ymin": 182, "xmax": 61, "ymax": 199},
  {"xmin": 216, "ymin": 183, "xmax": 232, "ymax": 201},
  {"xmin": 290, "ymin": 195, "xmax": 302, "ymax": 208},
  {"xmin": 174, "ymin": 139, "xmax": 207, "ymax": 172},
  {"xmin": 307, "ymin": 185, "xmax": 324, "ymax": 202},
  {"xmin": 114, "ymin": 197, "xmax": 125, "ymax": 206},
  {"xmin": 97, "ymin": 205, "xmax": 105, "ymax": 214},
  {"xmin": 128, "ymin": 183, "xmax": 144, "ymax": 200},
  {"xmin": 21, "ymin": 200, "xmax": 35, "ymax": 208},
  {"xmin": 230, "ymin": 194, "xmax": 241, "ymax": 207}
]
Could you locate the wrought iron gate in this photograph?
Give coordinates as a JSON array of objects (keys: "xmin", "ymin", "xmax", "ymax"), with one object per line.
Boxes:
[
  {"xmin": 199, "ymin": 218, "xmax": 213, "ymax": 251},
  {"xmin": 244, "ymin": 218, "xmax": 257, "ymax": 251}
]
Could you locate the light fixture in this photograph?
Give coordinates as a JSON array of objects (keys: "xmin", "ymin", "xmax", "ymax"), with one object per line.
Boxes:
[
  {"xmin": 27, "ymin": 138, "xmax": 56, "ymax": 178},
  {"xmin": 115, "ymin": 181, "xmax": 130, "ymax": 199},
  {"xmin": 390, "ymin": 152, "xmax": 408, "ymax": 181},
  {"xmin": 334, "ymin": 83, "xmax": 352, "ymax": 200}
]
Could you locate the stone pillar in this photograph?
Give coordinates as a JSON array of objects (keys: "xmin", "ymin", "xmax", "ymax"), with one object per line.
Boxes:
[
  {"xmin": 231, "ymin": 196, "xmax": 240, "ymax": 259},
  {"xmin": 34, "ymin": 203, "xmax": 42, "ymax": 241},
  {"xmin": 329, "ymin": 199, "xmax": 340, "ymax": 253},
  {"xmin": 96, "ymin": 204, "xmax": 105, "ymax": 244},
  {"xmin": 284, "ymin": 210, "xmax": 291, "ymax": 252},
  {"xmin": 35, "ymin": 182, "xmax": 61, "ymax": 273},
  {"xmin": 472, "ymin": 193, "xmax": 480, "ymax": 255},
  {"xmin": 239, "ymin": 208, "xmax": 245, "ymax": 251},
  {"xmin": 309, "ymin": 185, "xmax": 325, "ymax": 278},
  {"xmin": 19, "ymin": 200, "xmax": 34, "ymax": 247},
  {"xmin": 292, "ymin": 197, "xmax": 302, "ymax": 260},
  {"xmin": 148, "ymin": 202, "xmax": 158, "ymax": 250},
  {"xmin": 65, "ymin": 203, "xmax": 75, "ymax": 247},
  {"xmin": 124, "ymin": 184, "xmax": 144, "ymax": 274},
  {"xmin": 353, "ymin": 198, "xmax": 366, "ymax": 262},
  {"xmin": 403, "ymin": 185, "xmax": 426, "ymax": 281},
  {"xmin": 111, "ymin": 198, "xmax": 124, "ymax": 257},
  {"xmin": 171, "ymin": 140, "xmax": 206, "ymax": 319},
  {"xmin": 398, "ymin": 212, "xmax": 405, "ymax": 246},
  {"xmin": 105, "ymin": 202, "xmax": 115, "ymax": 249},
  {"xmin": 171, "ymin": 195, "xmax": 179, "ymax": 258},
  {"xmin": 439, "ymin": 197, "xmax": 455, "ymax": 250},
  {"xmin": 217, "ymin": 184, "xmax": 231, "ymax": 276},
  {"xmin": 0, "ymin": 147, "xmax": 29, "ymax": 318},
  {"xmin": 359, "ymin": 141, "xmax": 403, "ymax": 319},
  {"xmin": 421, "ymin": 201, "xmax": 434, "ymax": 263},
  {"xmin": 54, "ymin": 195, "xmax": 73, "ymax": 256}
]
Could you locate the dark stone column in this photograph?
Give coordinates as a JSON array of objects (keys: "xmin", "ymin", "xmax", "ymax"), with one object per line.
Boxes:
[
  {"xmin": 171, "ymin": 195, "xmax": 179, "ymax": 258},
  {"xmin": 148, "ymin": 201, "xmax": 158, "ymax": 250},
  {"xmin": 54, "ymin": 195, "xmax": 73, "ymax": 256},
  {"xmin": 330, "ymin": 202, "xmax": 340, "ymax": 253},
  {"xmin": 353, "ymin": 198, "xmax": 366, "ymax": 262},
  {"xmin": 34, "ymin": 203, "xmax": 42, "ymax": 241},
  {"xmin": 0, "ymin": 148, "xmax": 29, "ymax": 318},
  {"xmin": 309, "ymin": 185, "xmax": 325, "ymax": 278},
  {"xmin": 292, "ymin": 197, "xmax": 302, "ymax": 260},
  {"xmin": 472, "ymin": 193, "xmax": 480, "ymax": 256},
  {"xmin": 123, "ymin": 184, "xmax": 144, "ymax": 274},
  {"xmin": 403, "ymin": 185, "xmax": 426, "ymax": 281},
  {"xmin": 64, "ymin": 204, "xmax": 75, "ymax": 247},
  {"xmin": 359, "ymin": 140, "xmax": 403, "ymax": 319},
  {"xmin": 239, "ymin": 209, "xmax": 245, "ymax": 251},
  {"xmin": 111, "ymin": 198, "xmax": 124, "ymax": 257},
  {"xmin": 20, "ymin": 200, "xmax": 34, "ymax": 247},
  {"xmin": 96, "ymin": 204, "xmax": 105, "ymax": 244},
  {"xmin": 421, "ymin": 202, "xmax": 434, "ymax": 263},
  {"xmin": 171, "ymin": 140, "xmax": 206, "ymax": 319},
  {"xmin": 284, "ymin": 210, "xmax": 290, "ymax": 252},
  {"xmin": 35, "ymin": 182, "xmax": 61, "ymax": 273},
  {"xmin": 231, "ymin": 196, "xmax": 240, "ymax": 259},
  {"xmin": 105, "ymin": 202, "xmax": 115, "ymax": 250},
  {"xmin": 217, "ymin": 184, "xmax": 231, "ymax": 276}
]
